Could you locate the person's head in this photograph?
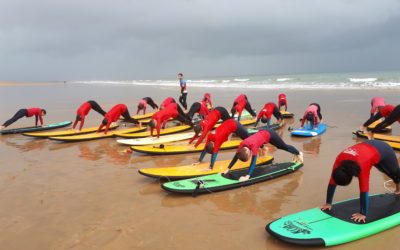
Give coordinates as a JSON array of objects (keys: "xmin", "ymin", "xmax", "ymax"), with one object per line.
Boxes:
[
  {"xmin": 178, "ymin": 73, "xmax": 183, "ymax": 79},
  {"xmin": 41, "ymin": 109, "xmax": 47, "ymax": 116},
  {"xmin": 76, "ymin": 114, "xmax": 82, "ymax": 122},
  {"xmin": 306, "ymin": 112, "xmax": 314, "ymax": 122},
  {"xmin": 261, "ymin": 117, "xmax": 270, "ymax": 124},
  {"xmin": 205, "ymin": 141, "xmax": 214, "ymax": 154},
  {"xmin": 231, "ymin": 107, "xmax": 237, "ymax": 115},
  {"xmin": 102, "ymin": 118, "xmax": 109, "ymax": 126},
  {"xmin": 138, "ymin": 103, "xmax": 145, "ymax": 110},
  {"xmin": 238, "ymin": 147, "xmax": 251, "ymax": 162},
  {"xmin": 193, "ymin": 123, "xmax": 203, "ymax": 135},
  {"xmin": 332, "ymin": 160, "xmax": 361, "ymax": 186},
  {"xmin": 148, "ymin": 119, "xmax": 157, "ymax": 128}
]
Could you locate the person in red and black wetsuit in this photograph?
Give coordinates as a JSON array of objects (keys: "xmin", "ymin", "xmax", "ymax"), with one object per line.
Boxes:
[
  {"xmin": 189, "ymin": 106, "xmax": 231, "ymax": 148},
  {"xmin": 255, "ymin": 102, "xmax": 283, "ymax": 127},
  {"xmin": 1, "ymin": 108, "xmax": 46, "ymax": 129},
  {"xmin": 278, "ymin": 93, "xmax": 288, "ymax": 111},
  {"xmin": 202, "ymin": 93, "xmax": 213, "ymax": 109},
  {"xmin": 300, "ymin": 103, "xmax": 323, "ymax": 129},
  {"xmin": 196, "ymin": 118, "xmax": 250, "ymax": 168},
  {"xmin": 97, "ymin": 104, "xmax": 139, "ymax": 134},
  {"xmin": 321, "ymin": 140, "xmax": 400, "ymax": 223},
  {"xmin": 73, "ymin": 100, "xmax": 106, "ymax": 131},
  {"xmin": 136, "ymin": 97, "xmax": 159, "ymax": 115},
  {"xmin": 186, "ymin": 101, "xmax": 209, "ymax": 122},
  {"xmin": 361, "ymin": 104, "xmax": 400, "ymax": 137},
  {"xmin": 178, "ymin": 73, "xmax": 188, "ymax": 110},
  {"xmin": 231, "ymin": 94, "xmax": 257, "ymax": 121},
  {"xmin": 160, "ymin": 97, "xmax": 176, "ymax": 109},
  {"xmin": 224, "ymin": 129, "xmax": 303, "ymax": 181},
  {"xmin": 149, "ymin": 103, "xmax": 189, "ymax": 138}
]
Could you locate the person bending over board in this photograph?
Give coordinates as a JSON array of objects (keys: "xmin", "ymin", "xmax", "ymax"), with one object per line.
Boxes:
[
  {"xmin": 1, "ymin": 108, "xmax": 46, "ymax": 129},
  {"xmin": 73, "ymin": 100, "xmax": 106, "ymax": 131},
  {"xmin": 255, "ymin": 102, "xmax": 284, "ymax": 127},
  {"xmin": 224, "ymin": 129, "xmax": 303, "ymax": 181},
  {"xmin": 97, "ymin": 104, "xmax": 139, "ymax": 134},
  {"xmin": 231, "ymin": 94, "xmax": 257, "ymax": 121},
  {"xmin": 186, "ymin": 101, "xmax": 209, "ymax": 122},
  {"xmin": 369, "ymin": 97, "xmax": 385, "ymax": 117},
  {"xmin": 159, "ymin": 97, "xmax": 176, "ymax": 110},
  {"xmin": 178, "ymin": 73, "xmax": 188, "ymax": 110},
  {"xmin": 136, "ymin": 97, "xmax": 159, "ymax": 115},
  {"xmin": 189, "ymin": 106, "xmax": 231, "ymax": 148},
  {"xmin": 278, "ymin": 93, "xmax": 288, "ymax": 111},
  {"xmin": 196, "ymin": 118, "xmax": 250, "ymax": 169},
  {"xmin": 300, "ymin": 103, "xmax": 323, "ymax": 129},
  {"xmin": 202, "ymin": 93, "xmax": 213, "ymax": 109},
  {"xmin": 361, "ymin": 104, "xmax": 400, "ymax": 139},
  {"xmin": 321, "ymin": 140, "xmax": 400, "ymax": 223},
  {"xmin": 149, "ymin": 103, "xmax": 189, "ymax": 138}
]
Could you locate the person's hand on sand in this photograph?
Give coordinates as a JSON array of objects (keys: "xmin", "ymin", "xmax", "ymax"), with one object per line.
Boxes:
[
  {"xmin": 223, "ymin": 169, "xmax": 230, "ymax": 175},
  {"xmin": 239, "ymin": 175, "xmax": 250, "ymax": 182},
  {"xmin": 367, "ymin": 131, "xmax": 374, "ymax": 140},
  {"xmin": 192, "ymin": 161, "xmax": 201, "ymax": 166},
  {"xmin": 320, "ymin": 119, "xmax": 324, "ymax": 124},
  {"xmin": 320, "ymin": 203, "xmax": 332, "ymax": 211},
  {"xmin": 359, "ymin": 126, "xmax": 366, "ymax": 132},
  {"xmin": 0, "ymin": 125, "xmax": 5, "ymax": 130},
  {"xmin": 351, "ymin": 213, "xmax": 366, "ymax": 223}
]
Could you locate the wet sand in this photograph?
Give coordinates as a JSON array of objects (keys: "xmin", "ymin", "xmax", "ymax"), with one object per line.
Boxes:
[{"xmin": 0, "ymin": 83, "xmax": 399, "ymax": 249}]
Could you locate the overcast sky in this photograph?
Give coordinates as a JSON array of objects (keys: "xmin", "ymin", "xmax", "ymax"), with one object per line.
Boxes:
[{"xmin": 0, "ymin": 0, "xmax": 399, "ymax": 81}]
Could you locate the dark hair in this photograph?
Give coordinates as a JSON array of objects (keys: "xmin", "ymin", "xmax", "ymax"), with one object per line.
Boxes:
[
  {"xmin": 138, "ymin": 103, "xmax": 145, "ymax": 110},
  {"xmin": 41, "ymin": 109, "xmax": 47, "ymax": 115},
  {"xmin": 261, "ymin": 117, "xmax": 269, "ymax": 124},
  {"xmin": 238, "ymin": 147, "xmax": 250, "ymax": 162},
  {"xmin": 178, "ymin": 73, "xmax": 183, "ymax": 77},
  {"xmin": 306, "ymin": 112, "xmax": 314, "ymax": 122},
  {"xmin": 193, "ymin": 124, "xmax": 202, "ymax": 134},
  {"xmin": 332, "ymin": 160, "xmax": 361, "ymax": 186},
  {"xmin": 76, "ymin": 114, "xmax": 82, "ymax": 122},
  {"xmin": 231, "ymin": 107, "xmax": 236, "ymax": 115},
  {"xmin": 102, "ymin": 118, "xmax": 108, "ymax": 126},
  {"xmin": 149, "ymin": 119, "xmax": 156, "ymax": 128},
  {"xmin": 205, "ymin": 142, "xmax": 214, "ymax": 154}
]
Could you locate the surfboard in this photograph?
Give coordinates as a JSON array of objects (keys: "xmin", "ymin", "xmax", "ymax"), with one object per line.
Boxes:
[
  {"xmin": 132, "ymin": 112, "xmax": 154, "ymax": 120},
  {"xmin": 117, "ymin": 132, "xmax": 195, "ymax": 146},
  {"xmin": 162, "ymin": 162, "xmax": 302, "ymax": 194},
  {"xmin": 23, "ymin": 124, "xmax": 119, "ymax": 138},
  {"xmin": 139, "ymin": 155, "xmax": 274, "ymax": 179},
  {"xmin": 49, "ymin": 126, "xmax": 146, "ymax": 142},
  {"xmin": 0, "ymin": 121, "xmax": 72, "ymax": 135},
  {"xmin": 116, "ymin": 125, "xmax": 192, "ymax": 139},
  {"xmin": 131, "ymin": 140, "xmax": 242, "ymax": 155},
  {"xmin": 247, "ymin": 123, "xmax": 283, "ymax": 134},
  {"xmin": 291, "ymin": 123, "xmax": 327, "ymax": 137},
  {"xmin": 266, "ymin": 193, "xmax": 400, "ymax": 247},
  {"xmin": 353, "ymin": 131, "xmax": 400, "ymax": 143},
  {"xmin": 280, "ymin": 110, "xmax": 294, "ymax": 118},
  {"xmin": 367, "ymin": 120, "xmax": 392, "ymax": 133}
]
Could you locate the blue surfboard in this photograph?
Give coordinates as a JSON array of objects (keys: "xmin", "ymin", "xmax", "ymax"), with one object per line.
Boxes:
[{"xmin": 291, "ymin": 123, "xmax": 326, "ymax": 137}]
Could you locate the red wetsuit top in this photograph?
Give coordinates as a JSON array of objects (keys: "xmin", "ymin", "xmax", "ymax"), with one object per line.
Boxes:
[
  {"xmin": 27, "ymin": 108, "xmax": 43, "ymax": 126},
  {"xmin": 301, "ymin": 104, "xmax": 319, "ymax": 127},
  {"xmin": 329, "ymin": 143, "xmax": 380, "ymax": 192},
  {"xmin": 205, "ymin": 119, "xmax": 237, "ymax": 153},
  {"xmin": 75, "ymin": 102, "xmax": 92, "ymax": 129},
  {"xmin": 199, "ymin": 101, "xmax": 210, "ymax": 117},
  {"xmin": 278, "ymin": 93, "xmax": 287, "ymax": 106},
  {"xmin": 190, "ymin": 108, "xmax": 222, "ymax": 147},
  {"xmin": 160, "ymin": 97, "xmax": 175, "ymax": 109},
  {"xmin": 99, "ymin": 104, "xmax": 127, "ymax": 134},
  {"xmin": 202, "ymin": 93, "xmax": 212, "ymax": 108},
  {"xmin": 233, "ymin": 94, "xmax": 247, "ymax": 116},
  {"xmin": 151, "ymin": 103, "xmax": 179, "ymax": 137},
  {"xmin": 257, "ymin": 103, "xmax": 277, "ymax": 120},
  {"xmin": 380, "ymin": 105, "xmax": 400, "ymax": 123},
  {"xmin": 370, "ymin": 97, "xmax": 385, "ymax": 114},
  {"xmin": 238, "ymin": 130, "xmax": 270, "ymax": 155}
]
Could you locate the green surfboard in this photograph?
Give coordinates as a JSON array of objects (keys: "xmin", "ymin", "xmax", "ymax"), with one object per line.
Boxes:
[
  {"xmin": 162, "ymin": 162, "xmax": 302, "ymax": 195},
  {"xmin": 266, "ymin": 193, "xmax": 400, "ymax": 247}
]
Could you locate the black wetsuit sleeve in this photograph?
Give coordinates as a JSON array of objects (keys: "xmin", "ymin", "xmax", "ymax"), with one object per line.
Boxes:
[{"xmin": 326, "ymin": 184, "xmax": 336, "ymax": 204}]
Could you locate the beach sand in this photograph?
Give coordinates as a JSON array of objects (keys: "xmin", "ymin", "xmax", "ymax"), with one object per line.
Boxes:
[{"xmin": 0, "ymin": 83, "xmax": 399, "ymax": 249}]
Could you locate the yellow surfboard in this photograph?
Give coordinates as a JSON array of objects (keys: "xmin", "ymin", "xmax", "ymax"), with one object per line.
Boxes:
[
  {"xmin": 354, "ymin": 131, "xmax": 400, "ymax": 143},
  {"xmin": 132, "ymin": 112, "xmax": 154, "ymax": 120},
  {"xmin": 138, "ymin": 155, "xmax": 274, "ymax": 179},
  {"xmin": 23, "ymin": 124, "xmax": 118, "ymax": 138},
  {"xmin": 367, "ymin": 120, "xmax": 392, "ymax": 132},
  {"xmin": 49, "ymin": 126, "xmax": 146, "ymax": 142},
  {"xmin": 116, "ymin": 125, "xmax": 192, "ymax": 139},
  {"xmin": 386, "ymin": 141, "xmax": 400, "ymax": 151},
  {"xmin": 280, "ymin": 110, "xmax": 294, "ymax": 118},
  {"xmin": 131, "ymin": 140, "xmax": 241, "ymax": 155}
]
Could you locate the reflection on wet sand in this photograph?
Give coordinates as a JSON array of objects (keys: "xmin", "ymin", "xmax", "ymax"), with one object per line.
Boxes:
[
  {"xmin": 302, "ymin": 137, "xmax": 322, "ymax": 156},
  {"xmin": 0, "ymin": 136, "xmax": 49, "ymax": 152}
]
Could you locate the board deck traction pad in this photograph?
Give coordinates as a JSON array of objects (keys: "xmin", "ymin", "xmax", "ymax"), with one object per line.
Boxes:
[
  {"xmin": 291, "ymin": 123, "xmax": 327, "ymax": 137},
  {"xmin": 266, "ymin": 193, "xmax": 400, "ymax": 247},
  {"xmin": 0, "ymin": 121, "xmax": 72, "ymax": 135},
  {"xmin": 162, "ymin": 161, "xmax": 302, "ymax": 194}
]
